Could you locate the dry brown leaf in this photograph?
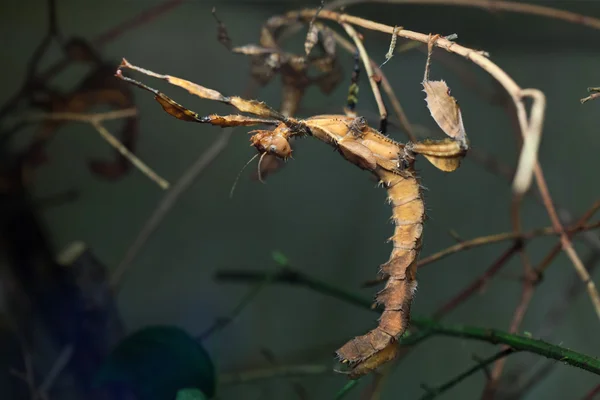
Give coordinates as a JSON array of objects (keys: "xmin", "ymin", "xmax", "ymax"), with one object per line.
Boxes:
[{"xmin": 422, "ymin": 80, "xmax": 466, "ymax": 143}]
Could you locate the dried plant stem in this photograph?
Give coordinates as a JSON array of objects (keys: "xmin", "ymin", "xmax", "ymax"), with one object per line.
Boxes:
[
  {"xmin": 91, "ymin": 121, "xmax": 169, "ymax": 189},
  {"xmin": 216, "ymin": 268, "xmax": 600, "ymax": 375},
  {"xmin": 340, "ymin": 23, "xmax": 388, "ymax": 124},
  {"xmin": 325, "ymin": 0, "xmax": 600, "ymax": 31},
  {"xmin": 534, "ymin": 170, "xmax": 600, "ymax": 319},
  {"xmin": 505, "ymin": 252, "xmax": 600, "ymax": 398},
  {"xmin": 484, "ymin": 199, "xmax": 600, "ymax": 397},
  {"xmin": 420, "ymin": 348, "xmax": 516, "ymax": 400},
  {"xmin": 29, "ymin": 108, "xmax": 169, "ymax": 190},
  {"xmin": 433, "ymin": 242, "xmax": 521, "ymax": 319},
  {"xmin": 328, "ymin": 28, "xmax": 416, "ymax": 141},
  {"xmin": 111, "ymin": 131, "xmax": 230, "ymax": 287},
  {"xmin": 27, "ymin": 108, "xmax": 137, "ymax": 123},
  {"xmin": 582, "ymin": 383, "xmax": 600, "ymax": 400}
]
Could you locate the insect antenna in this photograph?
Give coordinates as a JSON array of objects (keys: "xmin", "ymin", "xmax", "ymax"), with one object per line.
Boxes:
[
  {"xmin": 257, "ymin": 152, "xmax": 269, "ymax": 184},
  {"xmin": 229, "ymin": 153, "xmax": 260, "ymax": 198}
]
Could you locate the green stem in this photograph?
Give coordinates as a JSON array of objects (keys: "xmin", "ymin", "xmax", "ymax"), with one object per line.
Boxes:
[
  {"xmin": 215, "ymin": 268, "xmax": 600, "ymax": 376},
  {"xmin": 419, "ymin": 348, "xmax": 515, "ymax": 400},
  {"xmin": 335, "ymin": 379, "xmax": 361, "ymax": 399}
]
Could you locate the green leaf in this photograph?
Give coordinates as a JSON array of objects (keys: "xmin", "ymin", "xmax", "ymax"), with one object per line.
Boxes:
[
  {"xmin": 271, "ymin": 250, "xmax": 289, "ymax": 266},
  {"xmin": 176, "ymin": 388, "xmax": 208, "ymax": 400},
  {"xmin": 95, "ymin": 325, "xmax": 216, "ymax": 400}
]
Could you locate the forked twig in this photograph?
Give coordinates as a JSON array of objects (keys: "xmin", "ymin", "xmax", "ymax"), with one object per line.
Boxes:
[
  {"xmin": 26, "ymin": 108, "xmax": 169, "ymax": 190},
  {"xmin": 484, "ymin": 199, "xmax": 600, "ymax": 397}
]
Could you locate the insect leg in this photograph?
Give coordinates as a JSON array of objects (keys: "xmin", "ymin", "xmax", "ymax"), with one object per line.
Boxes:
[
  {"xmin": 406, "ymin": 138, "xmax": 468, "ymax": 172},
  {"xmin": 115, "ymin": 70, "xmax": 280, "ymax": 128},
  {"xmin": 116, "ymin": 59, "xmax": 287, "ymax": 122},
  {"xmin": 344, "ymin": 50, "xmax": 361, "ymax": 117}
]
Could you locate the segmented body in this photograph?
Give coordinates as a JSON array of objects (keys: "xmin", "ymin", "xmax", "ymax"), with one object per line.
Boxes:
[{"xmin": 300, "ymin": 115, "xmax": 424, "ymax": 374}]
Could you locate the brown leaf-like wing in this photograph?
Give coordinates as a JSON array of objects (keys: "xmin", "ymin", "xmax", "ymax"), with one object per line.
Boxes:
[{"xmin": 422, "ymin": 80, "xmax": 466, "ymax": 142}]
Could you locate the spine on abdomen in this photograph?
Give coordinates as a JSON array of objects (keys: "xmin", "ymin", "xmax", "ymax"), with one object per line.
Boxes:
[{"xmin": 335, "ymin": 169, "xmax": 424, "ymax": 371}]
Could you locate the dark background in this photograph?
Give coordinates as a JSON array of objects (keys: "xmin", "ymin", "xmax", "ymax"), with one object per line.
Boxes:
[{"xmin": 1, "ymin": 0, "xmax": 599, "ymax": 399}]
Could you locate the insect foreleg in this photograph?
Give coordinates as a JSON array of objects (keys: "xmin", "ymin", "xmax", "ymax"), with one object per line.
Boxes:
[
  {"xmin": 344, "ymin": 50, "xmax": 361, "ymax": 118},
  {"xmin": 405, "ymin": 137, "xmax": 468, "ymax": 172}
]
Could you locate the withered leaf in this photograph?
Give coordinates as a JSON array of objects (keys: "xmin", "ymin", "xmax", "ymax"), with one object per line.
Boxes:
[
  {"xmin": 422, "ymin": 80, "xmax": 467, "ymax": 143},
  {"xmin": 154, "ymin": 95, "xmax": 200, "ymax": 122}
]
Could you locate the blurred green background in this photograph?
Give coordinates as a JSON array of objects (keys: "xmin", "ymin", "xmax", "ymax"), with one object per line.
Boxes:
[{"xmin": 1, "ymin": 0, "xmax": 599, "ymax": 399}]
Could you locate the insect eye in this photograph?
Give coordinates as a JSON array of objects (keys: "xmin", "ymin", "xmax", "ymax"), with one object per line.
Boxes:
[{"xmin": 269, "ymin": 145, "xmax": 278, "ymax": 153}]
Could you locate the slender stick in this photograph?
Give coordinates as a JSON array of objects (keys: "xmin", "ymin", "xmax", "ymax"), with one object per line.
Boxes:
[
  {"xmin": 325, "ymin": 0, "xmax": 600, "ymax": 31},
  {"xmin": 340, "ymin": 23, "xmax": 388, "ymax": 127},
  {"xmin": 27, "ymin": 108, "xmax": 169, "ymax": 190},
  {"xmin": 419, "ymin": 348, "xmax": 516, "ymax": 400}
]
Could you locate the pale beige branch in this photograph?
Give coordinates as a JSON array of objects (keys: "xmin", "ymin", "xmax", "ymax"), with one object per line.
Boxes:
[
  {"xmin": 325, "ymin": 0, "xmax": 600, "ymax": 31},
  {"xmin": 28, "ymin": 108, "xmax": 170, "ymax": 190},
  {"xmin": 340, "ymin": 23, "xmax": 388, "ymax": 123}
]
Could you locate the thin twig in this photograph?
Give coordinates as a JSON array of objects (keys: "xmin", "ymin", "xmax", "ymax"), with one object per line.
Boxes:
[
  {"xmin": 504, "ymin": 252, "xmax": 600, "ymax": 398},
  {"xmin": 111, "ymin": 131, "xmax": 231, "ymax": 287},
  {"xmin": 534, "ymin": 167, "xmax": 600, "ymax": 319},
  {"xmin": 420, "ymin": 348, "xmax": 516, "ymax": 400},
  {"xmin": 325, "ymin": 0, "xmax": 600, "ymax": 32},
  {"xmin": 336, "ymin": 380, "xmax": 361, "ymax": 399},
  {"xmin": 198, "ymin": 263, "xmax": 282, "ymax": 341},
  {"xmin": 581, "ymin": 383, "xmax": 600, "ymax": 400},
  {"xmin": 27, "ymin": 108, "xmax": 169, "ymax": 190},
  {"xmin": 38, "ymin": 345, "xmax": 74, "ymax": 397},
  {"xmin": 327, "ymin": 27, "xmax": 416, "ymax": 141},
  {"xmin": 92, "ymin": 121, "xmax": 169, "ymax": 189},
  {"xmin": 340, "ymin": 23, "xmax": 388, "ymax": 125},
  {"xmin": 484, "ymin": 199, "xmax": 600, "ymax": 398},
  {"xmin": 433, "ymin": 242, "xmax": 522, "ymax": 319},
  {"xmin": 110, "ymin": 81, "xmax": 257, "ymax": 288}
]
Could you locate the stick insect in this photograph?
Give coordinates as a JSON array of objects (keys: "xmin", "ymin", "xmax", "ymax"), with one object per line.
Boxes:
[{"xmin": 114, "ymin": 32, "xmax": 468, "ymax": 378}]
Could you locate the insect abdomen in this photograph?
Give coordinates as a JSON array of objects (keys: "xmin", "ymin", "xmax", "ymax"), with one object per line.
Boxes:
[{"xmin": 335, "ymin": 169, "xmax": 424, "ymax": 377}]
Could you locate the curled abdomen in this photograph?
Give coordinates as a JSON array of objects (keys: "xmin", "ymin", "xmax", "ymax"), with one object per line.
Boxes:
[{"xmin": 335, "ymin": 169, "xmax": 424, "ymax": 378}]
